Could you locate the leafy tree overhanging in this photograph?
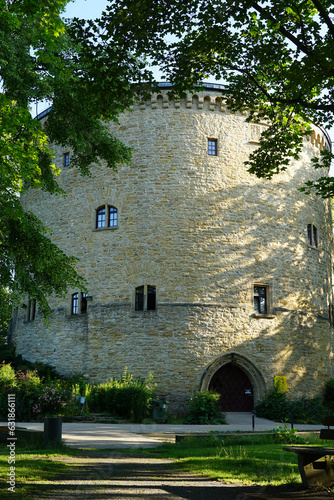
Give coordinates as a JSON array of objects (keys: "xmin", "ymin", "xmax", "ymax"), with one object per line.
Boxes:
[
  {"xmin": 105, "ymin": 0, "xmax": 334, "ymax": 197},
  {"xmin": 0, "ymin": 0, "xmax": 152, "ymax": 318}
]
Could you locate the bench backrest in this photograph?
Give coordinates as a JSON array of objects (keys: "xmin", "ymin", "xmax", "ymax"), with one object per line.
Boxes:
[
  {"xmin": 323, "ymin": 415, "xmax": 334, "ymax": 427},
  {"xmin": 320, "ymin": 415, "xmax": 334, "ymax": 441},
  {"xmin": 320, "ymin": 428, "xmax": 334, "ymax": 440}
]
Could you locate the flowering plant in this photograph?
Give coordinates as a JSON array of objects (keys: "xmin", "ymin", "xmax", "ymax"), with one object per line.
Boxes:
[{"xmin": 32, "ymin": 383, "xmax": 73, "ymax": 417}]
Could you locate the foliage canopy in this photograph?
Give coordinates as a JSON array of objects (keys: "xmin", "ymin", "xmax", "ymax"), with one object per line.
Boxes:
[
  {"xmin": 106, "ymin": 0, "xmax": 334, "ymax": 196},
  {"xmin": 0, "ymin": 0, "xmax": 152, "ymax": 318}
]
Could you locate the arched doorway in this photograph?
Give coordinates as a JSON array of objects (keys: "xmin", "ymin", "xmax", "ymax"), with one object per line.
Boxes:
[
  {"xmin": 200, "ymin": 352, "xmax": 266, "ymax": 411},
  {"xmin": 209, "ymin": 363, "xmax": 254, "ymax": 411}
]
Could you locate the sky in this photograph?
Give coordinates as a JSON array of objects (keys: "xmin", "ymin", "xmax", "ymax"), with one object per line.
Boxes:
[{"xmin": 63, "ymin": 0, "xmax": 109, "ymax": 19}]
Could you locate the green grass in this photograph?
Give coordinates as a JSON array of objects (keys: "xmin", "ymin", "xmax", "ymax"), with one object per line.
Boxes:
[
  {"xmin": 146, "ymin": 432, "xmax": 334, "ymax": 486},
  {"xmin": 0, "ymin": 432, "xmax": 333, "ymax": 498},
  {"xmin": 0, "ymin": 442, "xmax": 79, "ymax": 499}
]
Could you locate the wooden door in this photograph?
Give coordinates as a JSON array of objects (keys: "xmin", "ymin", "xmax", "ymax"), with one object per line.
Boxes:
[{"xmin": 209, "ymin": 363, "xmax": 254, "ymax": 411}]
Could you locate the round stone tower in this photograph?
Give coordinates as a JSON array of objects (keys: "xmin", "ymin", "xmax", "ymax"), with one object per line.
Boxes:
[{"xmin": 11, "ymin": 85, "xmax": 334, "ymax": 411}]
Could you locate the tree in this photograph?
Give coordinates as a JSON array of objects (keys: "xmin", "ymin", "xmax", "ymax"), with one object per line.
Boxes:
[
  {"xmin": 0, "ymin": 0, "xmax": 153, "ymax": 318},
  {"xmin": 105, "ymin": 0, "xmax": 334, "ymax": 197}
]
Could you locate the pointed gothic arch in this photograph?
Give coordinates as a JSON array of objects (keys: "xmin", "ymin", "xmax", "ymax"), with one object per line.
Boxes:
[{"xmin": 199, "ymin": 352, "xmax": 267, "ymax": 411}]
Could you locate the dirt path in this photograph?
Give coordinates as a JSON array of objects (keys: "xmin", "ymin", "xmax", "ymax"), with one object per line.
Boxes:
[{"xmin": 23, "ymin": 451, "xmax": 333, "ymax": 500}]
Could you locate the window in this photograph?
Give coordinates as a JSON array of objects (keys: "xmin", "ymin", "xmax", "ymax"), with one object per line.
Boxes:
[
  {"xmin": 307, "ymin": 224, "xmax": 318, "ymax": 247},
  {"xmin": 135, "ymin": 285, "xmax": 156, "ymax": 311},
  {"xmin": 81, "ymin": 293, "xmax": 88, "ymax": 314},
  {"xmin": 96, "ymin": 207, "xmax": 106, "ymax": 228},
  {"xmin": 208, "ymin": 138, "xmax": 218, "ymax": 156},
  {"xmin": 72, "ymin": 293, "xmax": 79, "ymax": 315},
  {"xmin": 96, "ymin": 205, "xmax": 118, "ymax": 229},
  {"xmin": 71, "ymin": 292, "xmax": 88, "ymax": 315},
  {"xmin": 254, "ymin": 286, "xmax": 267, "ymax": 314},
  {"xmin": 26, "ymin": 299, "xmax": 36, "ymax": 321},
  {"xmin": 63, "ymin": 152, "xmax": 70, "ymax": 167},
  {"xmin": 109, "ymin": 206, "xmax": 118, "ymax": 227},
  {"xmin": 135, "ymin": 286, "xmax": 144, "ymax": 311}
]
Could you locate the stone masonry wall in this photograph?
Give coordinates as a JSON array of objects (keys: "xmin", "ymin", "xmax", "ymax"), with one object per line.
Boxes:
[{"xmin": 12, "ymin": 88, "xmax": 334, "ymax": 409}]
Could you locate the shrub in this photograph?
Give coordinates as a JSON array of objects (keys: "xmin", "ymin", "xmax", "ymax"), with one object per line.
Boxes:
[
  {"xmin": 32, "ymin": 383, "xmax": 74, "ymax": 417},
  {"xmin": 186, "ymin": 391, "xmax": 226, "ymax": 424},
  {"xmin": 86, "ymin": 371, "xmax": 155, "ymax": 423},
  {"xmin": 290, "ymin": 397, "xmax": 325, "ymax": 424},
  {"xmin": 0, "ymin": 362, "xmax": 16, "ymax": 390},
  {"xmin": 255, "ymin": 389, "xmax": 290, "ymax": 422},
  {"xmin": 255, "ymin": 390, "xmax": 325, "ymax": 424},
  {"xmin": 323, "ymin": 378, "xmax": 334, "ymax": 413},
  {"xmin": 271, "ymin": 425, "xmax": 306, "ymax": 444}
]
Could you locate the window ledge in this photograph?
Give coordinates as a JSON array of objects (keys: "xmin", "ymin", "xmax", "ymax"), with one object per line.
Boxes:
[
  {"xmin": 130, "ymin": 310, "xmax": 157, "ymax": 315},
  {"xmin": 307, "ymin": 244, "xmax": 320, "ymax": 251},
  {"xmin": 92, "ymin": 226, "xmax": 118, "ymax": 232},
  {"xmin": 251, "ymin": 313, "xmax": 276, "ymax": 319}
]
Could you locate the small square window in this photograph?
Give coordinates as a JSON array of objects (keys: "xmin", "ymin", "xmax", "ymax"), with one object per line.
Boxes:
[
  {"xmin": 63, "ymin": 152, "xmax": 70, "ymax": 167},
  {"xmin": 254, "ymin": 286, "xmax": 267, "ymax": 314},
  {"xmin": 208, "ymin": 138, "xmax": 218, "ymax": 156}
]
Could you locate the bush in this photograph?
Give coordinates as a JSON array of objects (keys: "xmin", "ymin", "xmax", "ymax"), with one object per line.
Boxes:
[
  {"xmin": 290, "ymin": 397, "xmax": 325, "ymax": 424},
  {"xmin": 255, "ymin": 390, "xmax": 325, "ymax": 424},
  {"xmin": 255, "ymin": 389, "xmax": 290, "ymax": 422},
  {"xmin": 0, "ymin": 363, "xmax": 81, "ymax": 421},
  {"xmin": 324, "ymin": 378, "xmax": 334, "ymax": 413},
  {"xmin": 86, "ymin": 371, "xmax": 155, "ymax": 423},
  {"xmin": 186, "ymin": 391, "xmax": 226, "ymax": 424},
  {"xmin": 0, "ymin": 363, "xmax": 43, "ymax": 420},
  {"xmin": 32, "ymin": 383, "xmax": 74, "ymax": 417},
  {"xmin": 0, "ymin": 362, "xmax": 16, "ymax": 390},
  {"xmin": 271, "ymin": 425, "xmax": 306, "ymax": 444}
]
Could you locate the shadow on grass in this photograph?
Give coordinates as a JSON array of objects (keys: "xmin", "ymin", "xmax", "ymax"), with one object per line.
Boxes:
[{"xmin": 0, "ymin": 443, "xmax": 333, "ymax": 500}]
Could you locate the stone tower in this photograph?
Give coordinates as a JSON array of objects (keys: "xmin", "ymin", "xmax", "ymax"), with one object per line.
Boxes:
[{"xmin": 11, "ymin": 85, "xmax": 334, "ymax": 411}]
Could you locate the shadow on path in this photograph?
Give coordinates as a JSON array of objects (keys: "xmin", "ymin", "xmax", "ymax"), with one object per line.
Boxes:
[{"xmin": 7, "ymin": 452, "xmax": 332, "ymax": 500}]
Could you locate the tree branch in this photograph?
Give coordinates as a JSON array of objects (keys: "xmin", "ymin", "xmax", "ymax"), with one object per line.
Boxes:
[
  {"xmin": 251, "ymin": 2, "xmax": 314, "ymax": 57},
  {"xmin": 310, "ymin": 0, "xmax": 334, "ymax": 39}
]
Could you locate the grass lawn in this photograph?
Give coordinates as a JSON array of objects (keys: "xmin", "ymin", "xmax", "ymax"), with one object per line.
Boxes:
[
  {"xmin": 148, "ymin": 436, "xmax": 302, "ymax": 485},
  {"xmin": 0, "ymin": 432, "xmax": 333, "ymax": 498}
]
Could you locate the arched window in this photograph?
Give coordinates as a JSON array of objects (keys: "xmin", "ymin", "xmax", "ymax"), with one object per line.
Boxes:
[
  {"xmin": 96, "ymin": 205, "xmax": 118, "ymax": 229},
  {"xmin": 135, "ymin": 285, "xmax": 156, "ymax": 311}
]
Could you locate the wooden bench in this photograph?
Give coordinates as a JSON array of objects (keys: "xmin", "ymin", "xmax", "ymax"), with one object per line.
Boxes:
[{"xmin": 284, "ymin": 416, "xmax": 334, "ymax": 487}]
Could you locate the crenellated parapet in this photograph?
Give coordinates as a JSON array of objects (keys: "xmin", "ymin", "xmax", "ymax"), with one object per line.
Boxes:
[{"xmin": 132, "ymin": 87, "xmax": 330, "ymax": 152}]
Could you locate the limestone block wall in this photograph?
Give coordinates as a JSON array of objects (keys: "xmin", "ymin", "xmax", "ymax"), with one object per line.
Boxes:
[{"xmin": 12, "ymin": 87, "xmax": 334, "ymax": 409}]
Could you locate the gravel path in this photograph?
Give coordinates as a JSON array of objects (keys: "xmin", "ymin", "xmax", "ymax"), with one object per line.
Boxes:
[{"xmin": 23, "ymin": 451, "xmax": 334, "ymax": 500}]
